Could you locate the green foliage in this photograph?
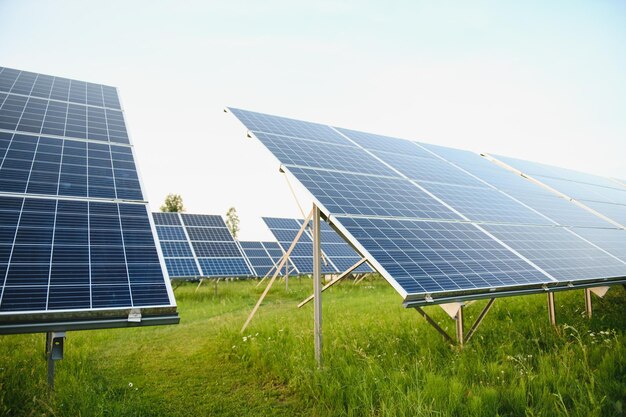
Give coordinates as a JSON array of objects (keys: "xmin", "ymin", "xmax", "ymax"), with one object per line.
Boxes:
[
  {"xmin": 225, "ymin": 207, "xmax": 240, "ymax": 239},
  {"xmin": 160, "ymin": 194, "xmax": 185, "ymax": 212},
  {"xmin": 0, "ymin": 279, "xmax": 624, "ymax": 416}
]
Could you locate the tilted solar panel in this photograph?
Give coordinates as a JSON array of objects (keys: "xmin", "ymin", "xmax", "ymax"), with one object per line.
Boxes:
[
  {"xmin": 0, "ymin": 67, "xmax": 177, "ymax": 333},
  {"xmin": 491, "ymin": 154, "xmax": 626, "ymax": 227},
  {"xmin": 240, "ymin": 241, "xmax": 282, "ymax": 277},
  {"xmin": 153, "ymin": 212, "xmax": 252, "ymax": 279},
  {"xmin": 230, "ymin": 108, "xmax": 626, "ymax": 305},
  {"xmin": 263, "ymin": 217, "xmax": 372, "ymax": 275}
]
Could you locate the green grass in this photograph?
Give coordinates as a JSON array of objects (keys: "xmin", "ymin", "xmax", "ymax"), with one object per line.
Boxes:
[{"xmin": 0, "ymin": 277, "xmax": 624, "ymax": 416}]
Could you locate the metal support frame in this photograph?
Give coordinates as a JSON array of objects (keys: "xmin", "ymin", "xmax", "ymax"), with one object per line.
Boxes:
[
  {"xmin": 195, "ymin": 278, "xmax": 204, "ymax": 293},
  {"xmin": 312, "ymin": 204, "xmax": 323, "ymax": 367},
  {"xmin": 298, "ymin": 258, "xmax": 367, "ymax": 308},
  {"xmin": 584, "ymin": 288, "xmax": 593, "ymax": 318},
  {"xmin": 547, "ymin": 292, "xmax": 556, "ymax": 326},
  {"xmin": 46, "ymin": 331, "xmax": 66, "ymax": 392},
  {"xmin": 455, "ymin": 306, "xmax": 464, "ymax": 346},
  {"xmin": 241, "ymin": 209, "xmax": 314, "ymax": 333},
  {"xmin": 414, "ymin": 299, "xmax": 495, "ymax": 345}
]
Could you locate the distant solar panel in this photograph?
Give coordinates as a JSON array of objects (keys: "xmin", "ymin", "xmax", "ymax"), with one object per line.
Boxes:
[
  {"xmin": 153, "ymin": 212, "xmax": 252, "ymax": 279},
  {"xmin": 263, "ymin": 217, "xmax": 372, "ymax": 275},
  {"xmin": 0, "ymin": 67, "xmax": 177, "ymax": 333},
  {"xmin": 230, "ymin": 108, "xmax": 626, "ymax": 305},
  {"xmin": 240, "ymin": 241, "xmax": 283, "ymax": 277}
]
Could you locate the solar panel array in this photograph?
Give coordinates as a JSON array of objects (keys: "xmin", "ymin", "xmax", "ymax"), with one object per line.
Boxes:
[
  {"xmin": 263, "ymin": 217, "xmax": 372, "ymax": 274},
  {"xmin": 0, "ymin": 67, "xmax": 176, "ymax": 331},
  {"xmin": 239, "ymin": 241, "xmax": 284, "ymax": 277},
  {"xmin": 153, "ymin": 212, "xmax": 252, "ymax": 279},
  {"xmin": 230, "ymin": 108, "xmax": 626, "ymax": 304}
]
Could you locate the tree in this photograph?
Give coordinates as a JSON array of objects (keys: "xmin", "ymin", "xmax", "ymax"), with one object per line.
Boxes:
[
  {"xmin": 225, "ymin": 207, "xmax": 240, "ymax": 239},
  {"xmin": 160, "ymin": 194, "xmax": 185, "ymax": 212}
]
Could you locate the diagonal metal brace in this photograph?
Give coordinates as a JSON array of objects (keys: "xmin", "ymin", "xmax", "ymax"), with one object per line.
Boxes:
[
  {"xmin": 414, "ymin": 298, "xmax": 495, "ymax": 345},
  {"xmin": 464, "ymin": 298, "xmax": 495, "ymax": 343},
  {"xmin": 297, "ymin": 258, "xmax": 367, "ymax": 308},
  {"xmin": 413, "ymin": 306, "xmax": 455, "ymax": 343},
  {"xmin": 241, "ymin": 208, "xmax": 314, "ymax": 333}
]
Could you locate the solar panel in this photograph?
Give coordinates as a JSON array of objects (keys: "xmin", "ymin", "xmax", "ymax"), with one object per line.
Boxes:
[
  {"xmin": 491, "ymin": 154, "xmax": 626, "ymax": 227},
  {"xmin": 0, "ymin": 68, "xmax": 176, "ymax": 333},
  {"xmin": 240, "ymin": 241, "xmax": 283, "ymax": 277},
  {"xmin": 263, "ymin": 217, "xmax": 371, "ymax": 274},
  {"xmin": 230, "ymin": 108, "xmax": 626, "ymax": 305},
  {"xmin": 417, "ymin": 144, "xmax": 616, "ymax": 229},
  {"xmin": 153, "ymin": 212, "xmax": 252, "ymax": 279}
]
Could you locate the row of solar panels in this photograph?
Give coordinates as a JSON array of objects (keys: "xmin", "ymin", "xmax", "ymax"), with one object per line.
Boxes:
[
  {"xmin": 152, "ymin": 212, "xmax": 373, "ymax": 279},
  {"xmin": 229, "ymin": 108, "xmax": 626, "ymax": 306},
  {"xmin": 1, "ymin": 65, "xmax": 624, "ymax": 334}
]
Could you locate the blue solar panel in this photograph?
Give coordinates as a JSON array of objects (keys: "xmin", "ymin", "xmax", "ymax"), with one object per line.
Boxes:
[
  {"xmin": 263, "ymin": 217, "xmax": 335, "ymax": 274},
  {"xmin": 337, "ymin": 216, "xmax": 548, "ymax": 295},
  {"xmin": 254, "ymin": 132, "xmax": 399, "ymax": 177},
  {"xmin": 0, "ymin": 68, "xmax": 174, "ymax": 327},
  {"xmin": 230, "ymin": 108, "xmax": 626, "ymax": 304},
  {"xmin": 370, "ymin": 150, "xmax": 488, "ymax": 188},
  {"xmin": 240, "ymin": 241, "xmax": 281, "ymax": 277},
  {"xmin": 490, "ymin": 154, "xmax": 626, "ymax": 226},
  {"xmin": 570, "ymin": 227, "xmax": 626, "ymax": 263},
  {"xmin": 419, "ymin": 182, "xmax": 553, "ymax": 225},
  {"xmin": 416, "ymin": 144, "xmax": 617, "ymax": 228},
  {"xmin": 0, "ymin": 66, "xmax": 121, "ymax": 109},
  {"xmin": 263, "ymin": 217, "xmax": 372, "ymax": 274},
  {"xmin": 334, "ymin": 127, "xmax": 435, "ymax": 158},
  {"xmin": 579, "ymin": 201, "xmax": 626, "ymax": 226},
  {"xmin": 0, "ymin": 133, "xmax": 141, "ymax": 199},
  {"xmin": 153, "ymin": 212, "xmax": 252, "ymax": 279},
  {"xmin": 287, "ymin": 166, "xmax": 461, "ymax": 220},
  {"xmin": 0, "ymin": 96, "xmax": 128, "ymax": 144},
  {"xmin": 482, "ymin": 224, "xmax": 626, "ymax": 282},
  {"xmin": 228, "ymin": 108, "xmax": 350, "ymax": 145},
  {"xmin": 493, "ymin": 154, "xmax": 625, "ymax": 191}
]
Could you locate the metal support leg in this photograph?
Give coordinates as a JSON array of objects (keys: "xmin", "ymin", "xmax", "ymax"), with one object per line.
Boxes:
[
  {"xmin": 195, "ymin": 278, "xmax": 204, "ymax": 293},
  {"xmin": 584, "ymin": 288, "xmax": 592, "ymax": 318},
  {"xmin": 455, "ymin": 306, "xmax": 464, "ymax": 346},
  {"xmin": 214, "ymin": 278, "xmax": 220, "ymax": 296},
  {"xmin": 312, "ymin": 205, "xmax": 323, "ymax": 367},
  {"xmin": 547, "ymin": 292, "xmax": 556, "ymax": 326},
  {"xmin": 46, "ymin": 331, "xmax": 65, "ymax": 392},
  {"xmin": 285, "ymin": 261, "xmax": 289, "ymax": 291}
]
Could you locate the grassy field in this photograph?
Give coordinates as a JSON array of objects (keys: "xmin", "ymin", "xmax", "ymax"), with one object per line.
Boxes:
[{"xmin": 0, "ymin": 276, "xmax": 624, "ymax": 417}]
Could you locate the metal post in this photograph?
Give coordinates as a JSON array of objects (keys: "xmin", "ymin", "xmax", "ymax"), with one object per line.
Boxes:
[
  {"xmin": 584, "ymin": 288, "xmax": 592, "ymax": 318},
  {"xmin": 547, "ymin": 292, "xmax": 556, "ymax": 326},
  {"xmin": 46, "ymin": 331, "xmax": 66, "ymax": 392},
  {"xmin": 455, "ymin": 306, "xmax": 464, "ymax": 346},
  {"xmin": 312, "ymin": 205, "xmax": 323, "ymax": 367},
  {"xmin": 285, "ymin": 260, "xmax": 289, "ymax": 291}
]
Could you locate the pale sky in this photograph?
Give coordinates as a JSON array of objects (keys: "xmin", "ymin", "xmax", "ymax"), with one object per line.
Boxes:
[{"xmin": 1, "ymin": 1, "xmax": 625, "ymax": 240}]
